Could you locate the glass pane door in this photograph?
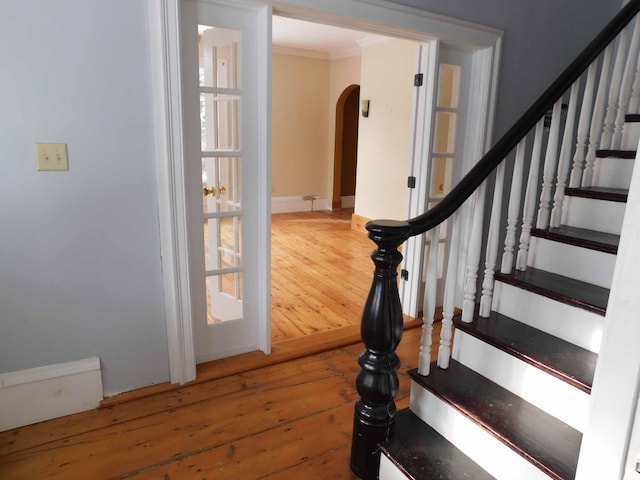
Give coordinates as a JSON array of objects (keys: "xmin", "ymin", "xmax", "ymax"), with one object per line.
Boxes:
[
  {"xmin": 182, "ymin": 0, "xmax": 270, "ymax": 364},
  {"xmin": 200, "ymin": 26, "xmax": 243, "ymax": 323}
]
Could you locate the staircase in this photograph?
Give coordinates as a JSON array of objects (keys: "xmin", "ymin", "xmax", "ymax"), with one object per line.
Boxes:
[
  {"xmin": 349, "ymin": 2, "xmax": 640, "ymax": 479},
  {"xmin": 380, "ymin": 154, "xmax": 630, "ymax": 479}
]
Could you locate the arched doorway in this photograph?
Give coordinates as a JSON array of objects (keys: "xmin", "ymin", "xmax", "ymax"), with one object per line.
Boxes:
[{"xmin": 332, "ymin": 84, "xmax": 360, "ymax": 210}]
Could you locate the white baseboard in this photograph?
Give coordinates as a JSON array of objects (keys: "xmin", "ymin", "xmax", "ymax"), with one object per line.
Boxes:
[
  {"xmin": 0, "ymin": 357, "xmax": 103, "ymax": 431},
  {"xmin": 271, "ymin": 196, "xmax": 331, "ymax": 214}
]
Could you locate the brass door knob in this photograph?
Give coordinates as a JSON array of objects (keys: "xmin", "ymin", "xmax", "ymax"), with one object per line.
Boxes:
[{"xmin": 203, "ymin": 186, "xmax": 227, "ymax": 197}]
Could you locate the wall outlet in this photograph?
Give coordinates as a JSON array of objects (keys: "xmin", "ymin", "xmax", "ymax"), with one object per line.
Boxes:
[{"xmin": 36, "ymin": 143, "xmax": 68, "ymax": 171}]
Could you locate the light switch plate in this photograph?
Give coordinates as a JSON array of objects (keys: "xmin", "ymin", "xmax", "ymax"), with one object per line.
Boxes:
[{"xmin": 36, "ymin": 143, "xmax": 68, "ymax": 171}]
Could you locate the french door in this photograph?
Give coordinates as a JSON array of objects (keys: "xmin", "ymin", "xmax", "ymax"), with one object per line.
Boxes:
[
  {"xmin": 401, "ymin": 41, "xmax": 473, "ymax": 317},
  {"xmin": 181, "ymin": 0, "xmax": 271, "ymax": 363}
]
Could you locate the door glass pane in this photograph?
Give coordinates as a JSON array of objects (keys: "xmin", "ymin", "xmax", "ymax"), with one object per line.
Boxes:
[
  {"xmin": 198, "ymin": 26, "xmax": 241, "ymax": 89},
  {"xmin": 202, "ymin": 157, "xmax": 242, "ymax": 213},
  {"xmin": 203, "ymin": 217, "xmax": 242, "ymax": 271},
  {"xmin": 437, "ymin": 63, "xmax": 461, "ymax": 108},
  {"xmin": 199, "ymin": 23, "xmax": 244, "ymax": 325},
  {"xmin": 433, "ymin": 112, "xmax": 457, "ymax": 154},
  {"xmin": 206, "ymin": 275, "xmax": 243, "ymax": 323},
  {"xmin": 430, "ymin": 157, "xmax": 453, "ymax": 197},
  {"xmin": 200, "ymin": 93, "xmax": 241, "ymax": 151}
]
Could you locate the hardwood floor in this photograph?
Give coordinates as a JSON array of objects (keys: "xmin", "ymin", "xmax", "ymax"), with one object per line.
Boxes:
[
  {"xmin": 0, "ymin": 326, "xmax": 441, "ymax": 480},
  {"xmin": 0, "ymin": 208, "xmax": 438, "ymax": 479},
  {"xmin": 271, "ymin": 209, "xmax": 374, "ymax": 343}
]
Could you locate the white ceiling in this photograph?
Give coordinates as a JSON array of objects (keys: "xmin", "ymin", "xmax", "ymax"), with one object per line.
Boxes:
[{"xmin": 272, "ymin": 16, "xmax": 384, "ymax": 58}]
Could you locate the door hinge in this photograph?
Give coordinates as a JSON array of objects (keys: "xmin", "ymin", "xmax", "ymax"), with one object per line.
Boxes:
[
  {"xmin": 401, "ymin": 269, "xmax": 409, "ymax": 281},
  {"xmin": 407, "ymin": 176, "xmax": 416, "ymax": 189},
  {"xmin": 414, "ymin": 73, "xmax": 423, "ymax": 87}
]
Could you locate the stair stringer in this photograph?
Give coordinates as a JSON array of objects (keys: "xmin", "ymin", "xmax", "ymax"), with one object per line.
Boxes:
[{"xmin": 409, "ymin": 382, "xmax": 553, "ymax": 480}]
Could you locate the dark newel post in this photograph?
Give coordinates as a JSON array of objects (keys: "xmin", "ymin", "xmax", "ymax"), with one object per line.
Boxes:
[{"xmin": 350, "ymin": 219, "xmax": 412, "ymax": 480}]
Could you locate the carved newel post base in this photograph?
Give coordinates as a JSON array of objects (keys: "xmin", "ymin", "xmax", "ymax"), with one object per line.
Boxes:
[{"xmin": 350, "ymin": 220, "xmax": 412, "ymax": 480}]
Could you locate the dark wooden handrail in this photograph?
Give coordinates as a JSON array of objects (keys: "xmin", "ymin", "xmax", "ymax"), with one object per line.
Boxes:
[{"xmin": 350, "ymin": 1, "xmax": 640, "ymax": 479}]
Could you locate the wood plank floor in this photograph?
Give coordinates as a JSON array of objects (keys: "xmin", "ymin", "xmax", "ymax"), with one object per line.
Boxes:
[
  {"xmin": 271, "ymin": 209, "xmax": 374, "ymax": 343},
  {"xmin": 0, "ymin": 326, "xmax": 441, "ymax": 480}
]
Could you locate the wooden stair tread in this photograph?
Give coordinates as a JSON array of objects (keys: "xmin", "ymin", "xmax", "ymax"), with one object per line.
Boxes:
[
  {"xmin": 596, "ymin": 149, "xmax": 636, "ymax": 158},
  {"xmin": 495, "ymin": 267, "xmax": 609, "ymax": 315},
  {"xmin": 380, "ymin": 409, "xmax": 496, "ymax": 480},
  {"xmin": 410, "ymin": 361, "xmax": 582, "ymax": 480},
  {"xmin": 531, "ymin": 225, "xmax": 619, "ymax": 254},
  {"xmin": 625, "ymin": 113, "xmax": 640, "ymax": 122},
  {"xmin": 564, "ymin": 186, "xmax": 628, "ymax": 202},
  {"xmin": 454, "ymin": 311, "xmax": 596, "ymax": 393}
]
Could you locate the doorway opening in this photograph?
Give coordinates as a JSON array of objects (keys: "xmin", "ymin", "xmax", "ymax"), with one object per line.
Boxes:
[
  {"xmin": 149, "ymin": 0, "xmax": 502, "ymax": 384},
  {"xmin": 333, "ymin": 84, "xmax": 360, "ymax": 210},
  {"xmin": 270, "ymin": 16, "xmax": 423, "ymax": 345}
]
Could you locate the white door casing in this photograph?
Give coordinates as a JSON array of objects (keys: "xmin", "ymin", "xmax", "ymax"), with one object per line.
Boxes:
[{"xmin": 148, "ymin": 0, "xmax": 501, "ymax": 384}]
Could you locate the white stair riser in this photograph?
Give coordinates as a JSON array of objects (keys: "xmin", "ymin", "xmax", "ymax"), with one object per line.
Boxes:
[
  {"xmin": 410, "ymin": 383, "xmax": 553, "ymax": 480},
  {"xmin": 591, "ymin": 156, "xmax": 635, "ymax": 189},
  {"xmin": 561, "ymin": 196, "xmax": 626, "ymax": 235},
  {"xmin": 492, "ymin": 281, "xmax": 604, "ymax": 353},
  {"xmin": 452, "ymin": 330, "xmax": 589, "ymax": 432},
  {"xmin": 528, "ymin": 237, "xmax": 616, "ymax": 289},
  {"xmin": 379, "ymin": 454, "xmax": 411, "ymax": 480},
  {"xmin": 621, "ymin": 122, "xmax": 640, "ymax": 151}
]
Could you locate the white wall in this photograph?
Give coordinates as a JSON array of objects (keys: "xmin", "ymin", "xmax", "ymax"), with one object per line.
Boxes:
[
  {"xmin": 0, "ymin": 0, "xmax": 168, "ymax": 395},
  {"xmin": 354, "ymin": 39, "xmax": 418, "ymax": 221}
]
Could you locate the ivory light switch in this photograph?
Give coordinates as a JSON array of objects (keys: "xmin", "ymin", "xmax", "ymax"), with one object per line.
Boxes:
[{"xmin": 36, "ymin": 143, "xmax": 69, "ymax": 171}]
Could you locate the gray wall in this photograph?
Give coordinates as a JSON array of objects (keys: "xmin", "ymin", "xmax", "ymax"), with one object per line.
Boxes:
[
  {"xmin": 0, "ymin": 0, "xmax": 624, "ymax": 396},
  {"xmin": 389, "ymin": 0, "xmax": 623, "ymax": 139},
  {"xmin": 0, "ymin": 0, "xmax": 169, "ymax": 395}
]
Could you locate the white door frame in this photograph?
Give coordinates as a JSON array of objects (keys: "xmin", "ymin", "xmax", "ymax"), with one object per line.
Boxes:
[{"xmin": 148, "ymin": 0, "xmax": 503, "ymax": 384}]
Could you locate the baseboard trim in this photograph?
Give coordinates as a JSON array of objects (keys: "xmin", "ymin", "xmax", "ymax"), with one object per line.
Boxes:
[
  {"xmin": 271, "ymin": 196, "xmax": 331, "ymax": 214},
  {"xmin": 0, "ymin": 357, "xmax": 103, "ymax": 431}
]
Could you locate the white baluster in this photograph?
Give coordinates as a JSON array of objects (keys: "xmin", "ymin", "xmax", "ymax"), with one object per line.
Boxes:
[
  {"xmin": 613, "ymin": 16, "xmax": 640, "ymax": 149},
  {"xmin": 583, "ymin": 44, "xmax": 614, "ymax": 187},
  {"xmin": 501, "ymin": 139, "xmax": 526, "ymax": 274},
  {"xmin": 438, "ymin": 212, "xmax": 461, "ymax": 369},
  {"xmin": 536, "ymin": 100, "xmax": 563, "ymax": 229},
  {"xmin": 461, "ymin": 186, "xmax": 486, "ymax": 322},
  {"xmin": 551, "ymin": 81, "xmax": 580, "ymax": 228},
  {"xmin": 516, "ymin": 120, "xmax": 545, "ymax": 271},
  {"xmin": 418, "ymin": 224, "xmax": 440, "ymax": 376},
  {"xmin": 479, "ymin": 164, "xmax": 505, "ymax": 317},
  {"xmin": 630, "ymin": 47, "xmax": 640, "ymax": 114},
  {"xmin": 601, "ymin": 28, "xmax": 629, "ymax": 150},
  {"xmin": 569, "ymin": 62, "xmax": 597, "ymax": 188}
]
